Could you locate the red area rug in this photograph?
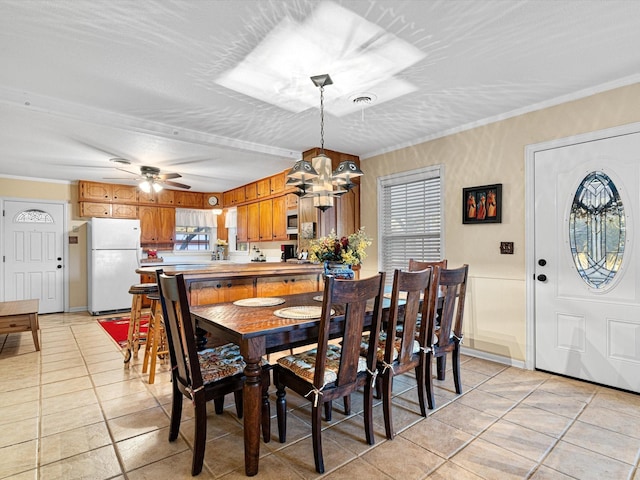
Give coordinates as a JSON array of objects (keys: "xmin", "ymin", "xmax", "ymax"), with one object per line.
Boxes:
[{"xmin": 98, "ymin": 315, "xmax": 149, "ymax": 347}]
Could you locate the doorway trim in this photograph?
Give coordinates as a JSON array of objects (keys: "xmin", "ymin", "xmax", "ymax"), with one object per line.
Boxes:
[
  {"xmin": 524, "ymin": 121, "xmax": 640, "ymax": 370},
  {"xmin": 0, "ymin": 196, "xmax": 69, "ymax": 311}
]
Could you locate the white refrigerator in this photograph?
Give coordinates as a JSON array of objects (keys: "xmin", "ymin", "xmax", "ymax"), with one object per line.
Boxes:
[{"xmin": 88, "ymin": 217, "xmax": 141, "ymax": 315}]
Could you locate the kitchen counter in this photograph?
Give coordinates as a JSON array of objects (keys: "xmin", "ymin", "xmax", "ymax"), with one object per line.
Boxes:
[
  {"xmin": 136, "ymin": 261, "xmax": 323, "ymax": 278},
  {"xmin": 137, "ymin": 262, "xmax": 323, "ymax": 306}
]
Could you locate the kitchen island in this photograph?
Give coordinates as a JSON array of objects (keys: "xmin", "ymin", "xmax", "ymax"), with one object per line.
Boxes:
[{"xmin": 137, "ymin": 262, "xmax": 323, "ymax": 306}]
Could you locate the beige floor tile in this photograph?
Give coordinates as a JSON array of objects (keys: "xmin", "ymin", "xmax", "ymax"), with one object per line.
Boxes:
[
  {"xmin": 0, "ymin": 440, "xmax": 38, "ymax": 478},
  {"xmin": 361, "ymin": 435, "xmax": 444, "ymax": 479},
  {"xmin": 451, "ymin": 438, "xmax": 537, "ymax": 479},
  {"xmin": 322, "ymin": 414, "xmax": 386, "ymax": 456},
  {"xmin": 322, "ymin": 457, "xmax": 394, "ymax": 479},
  {"xmin": 522, "ymin": 388, "xmax": 587, "ymax": 418},
  {"xmin": 461, "ymin": 357, "xmax": 508, "ymax": 377},
  {"xmin": 100, "ymin": 390, "xmax": 160, "ymax": 419},
  {"xmin": 430, "ymin": 401, "xmax": 498, "ymax": 436},
  {"xmin": 41, "ymin": 375, "xmax": 94, "ymax": 398},
  {"xmin": 542, "ymin": 440, "xmax": 634, "ymax": 479},
  {"xmin": 41, "ymin": 387, "xmax": 98, "ymax": 416},
  {"xmin": 40, "ymin": 422, "xmax": 112, "ymax": 465},
  {"xmin": 529, "ymin": 465, "xmax": 576, "ymax": 479},
  {"xmin": 589, "ymin": 389, "xmax": 640, "ymax": 418},
  {"xmin": 107, "ymin": 405, "xmax": 170, "ymax": 442},
  {"xmin": 116, "ymin": 426, "xmax": 189, "ymax": 472},
  {"xmin": 127, "ymin": 450, "xmax": 216, "ymax": 479},
  {"xmin": 39, "ymin": 444, "xmax": 122, "ymax": 479},
  {"xmin": 400, "ymin": 417, "xmax": 473, "ymax": 459},
  {"xmin": 94, "ymin": 378, "xmax": 149, "ymax": 402},
  {"xmin": 40, "ymin": 365, "xmax": 89, "ymax": 384},
  {"xmin": 0, "ymin": 398, "xmax": 39, "ymax": 425},
  {"xmin": 41, "ymin": 402, "xmax": 104, "ymax": 437},
  {"xmin": 479, "ymin": 419, "xmax": 556, "ymax": 462},
  {"xmin": 578, "ymin": 402, "xmax": 640, "ymax": 439},
  {"xmin": 457, "ymin": 388, "xmax": 518, "ymax": 417},
  {"xmin": 0, "ymin": 416, "xmax": 39, "ymax": 448},
  {"xmin": 429, "ymin": 461, "xmax": 485, "ymax": 479},
  {"xmin": 562, "ymin": 420, "xmax": 640, "ymax": 465},
  {"xmin": 0, "ymin": 385, "xmax": 39, "ymax": 407},
  {"xmin": 502, "ymin": 404, "xmax": 572, "ymax": 438},
  {"xmin": 538, "ymin": 376, "xmax": 598, "ymax": 402},
  {"xmin": 202, "ymin": 430, "xmax": 255, "ymax": 478}
]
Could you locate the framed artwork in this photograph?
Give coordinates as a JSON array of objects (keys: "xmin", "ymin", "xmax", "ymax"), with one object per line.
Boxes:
[{"xmin": 462, "ymin": 184, "xmax": 502, "ymax": 224}]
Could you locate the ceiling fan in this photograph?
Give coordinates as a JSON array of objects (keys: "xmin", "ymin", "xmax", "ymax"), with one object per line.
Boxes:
[{"xmin": 107, "ymin": 165, "xmax": 191, "ymax": 192}]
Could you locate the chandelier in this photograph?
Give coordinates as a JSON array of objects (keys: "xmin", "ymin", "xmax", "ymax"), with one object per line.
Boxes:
[{"xmin": 286, "ymin": 74, "xmax": 363, "ymax": 212}]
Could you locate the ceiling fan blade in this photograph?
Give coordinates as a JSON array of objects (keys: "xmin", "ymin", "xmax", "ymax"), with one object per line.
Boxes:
[
  {"xmin": 115, "ymin": 167, "xmax": 140, "ymax": 176},
  {"xmin": 163, "ymin": 180, "xmax": 191, "ymax": 190},
  {"xmin": 158, "ymin": 172, "xmax": 181, "ymax": 180}
]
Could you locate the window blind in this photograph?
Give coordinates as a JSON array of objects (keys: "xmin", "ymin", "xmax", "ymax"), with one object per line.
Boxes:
[{"xmin": 379, "ymin": 166, "xmax": 442, "ymax": 275}]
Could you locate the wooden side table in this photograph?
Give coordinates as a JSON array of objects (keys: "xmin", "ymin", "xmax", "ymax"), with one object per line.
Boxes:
[{"xmin": 0, "ymin": 299, "xmax": 40, "ymax": 351}]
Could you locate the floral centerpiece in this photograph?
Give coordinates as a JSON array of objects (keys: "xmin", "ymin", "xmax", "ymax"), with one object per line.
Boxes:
[{"xmin": 308, "ymin": 228, "xmax": 371, "ymax": 278}]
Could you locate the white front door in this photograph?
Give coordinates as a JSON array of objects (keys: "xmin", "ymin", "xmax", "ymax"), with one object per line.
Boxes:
[
  {"xmin": 534, "ymin": 132, "xmax": 640, "ymax": 392},
  {"xmin": 2, "ymin": 200, "xmax": 65, "ymax": 313}
]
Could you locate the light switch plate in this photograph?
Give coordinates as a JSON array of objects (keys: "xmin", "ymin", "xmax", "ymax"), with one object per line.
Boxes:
[{"xmin": 500, "ymin": 242, "xmax": 514, "ymax": 254}]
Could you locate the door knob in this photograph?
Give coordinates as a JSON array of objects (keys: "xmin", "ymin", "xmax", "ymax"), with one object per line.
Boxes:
[
  {"xmin": 538, "ymin": 259, "xmax": 547, "ymax": 266},
  {"xmin": 57, "ymin": 265, "xmax": 62, "ymax": 269},
  {"xmin": 537, "ymin": 274, "xmax": 547, "ymax": 282}
]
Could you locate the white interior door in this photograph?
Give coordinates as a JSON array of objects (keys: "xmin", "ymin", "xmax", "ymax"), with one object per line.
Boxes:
[
  {"xmin": 2, "ymin": 200, "xmax": 65, "ymax": 313},
  {"xmin": 534, "ymin": 132, "xmax": 640, "ymax": 392}
]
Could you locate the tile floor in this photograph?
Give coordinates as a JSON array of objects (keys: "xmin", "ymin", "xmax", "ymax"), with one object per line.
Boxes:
[{"xmin": 1, "ymin": 311, "xmax": 639, "ymax": 479}]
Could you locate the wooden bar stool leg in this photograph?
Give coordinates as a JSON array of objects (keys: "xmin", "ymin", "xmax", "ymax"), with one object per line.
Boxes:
[{"xmin": 124, "ymin": 294, "xmax": 142, "ymax": 364}]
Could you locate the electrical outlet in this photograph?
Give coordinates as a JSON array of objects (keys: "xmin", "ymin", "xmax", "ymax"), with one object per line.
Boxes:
[{"xmin": 500, "ymin": 242, "xmax": 514, "ymax": 254}]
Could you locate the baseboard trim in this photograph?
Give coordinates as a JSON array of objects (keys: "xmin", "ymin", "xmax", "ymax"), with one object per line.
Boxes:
[{"xmin": 460, "ymin": 346, "xmax": 526, "ymax": 370}]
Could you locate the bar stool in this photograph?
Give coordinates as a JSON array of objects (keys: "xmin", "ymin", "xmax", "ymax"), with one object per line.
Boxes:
[
  {"xmin": 142, "ymin": 292, "xmax": 168, "ymax": 384},
  {"xmin": 124, "ymin": 283, "xmax": 158, "ymax": 364}
]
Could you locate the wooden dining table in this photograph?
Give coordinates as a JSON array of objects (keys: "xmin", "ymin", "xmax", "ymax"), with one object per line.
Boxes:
[
  {"xmin": 190, "ymin": 288, "xmax": 442, "ymax": 476},
  {"xmin": 191, "ymin": 290, "xmax": 363, "ymax": 476}
]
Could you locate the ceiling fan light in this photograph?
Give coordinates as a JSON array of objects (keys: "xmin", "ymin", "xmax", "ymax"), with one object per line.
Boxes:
[
  {"xmin": 139, "ymin": 180, "xmax": 152, "ymax": 193},
  {"xmin": 152, "ymin": 181, "xmax": 163, "ymax": 193}
]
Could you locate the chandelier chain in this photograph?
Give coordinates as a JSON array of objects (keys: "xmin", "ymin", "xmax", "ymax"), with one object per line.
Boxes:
[{"xmin": 319, "ymin": 85, "xmax": 325, "ymax": 153}]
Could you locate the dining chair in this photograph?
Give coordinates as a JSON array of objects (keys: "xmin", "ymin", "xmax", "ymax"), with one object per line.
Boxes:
[
  {"xmin": 424, "ymin": 264, "xmax": 469, "ymax": 409},
  {"xmin": 273, "ymin": 272, "xmax": 386, "ymax": 474},
  {"xmin": 408, "ymin": 258, "xmax": 447, "ymax": 272},
  {"xmin": 156, "ymin": 271, "xmax": 271, "ymax": 476},
  {"xmin": 362, "ymin": 266, "xmax": 440, "ymax": 439}
]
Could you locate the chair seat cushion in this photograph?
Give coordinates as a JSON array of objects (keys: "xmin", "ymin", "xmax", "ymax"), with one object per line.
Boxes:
[
  {"xmin": 360, "ymin": 332, "xmax": 420, "ymax": 363},
  {"xmin": 197, "ymin": 343, "xmax": 269, "ymax": 384},
  {"xmin": 277, "ymin": 344, "xmax": 367, "ymax": 386}
]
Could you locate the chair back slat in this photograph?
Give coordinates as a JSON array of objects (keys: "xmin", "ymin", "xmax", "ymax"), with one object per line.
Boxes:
[
  {"xmin": 385, "ymin": 267, "xmax": 434, "ymax": 365},
  {"xmin": 314, "ymin": 273, "xmax": 385, "ymax": 390},
  {"xmin": 408, "ymin": 258, "xmax": 447, "ymax": 272},
  {"xmin": 157, "ymin": 271, "xmax": 204, "ymax": 395},
  {"xmin": 429, "ymin": 265, "xmax": 468, "ymax": 351}
]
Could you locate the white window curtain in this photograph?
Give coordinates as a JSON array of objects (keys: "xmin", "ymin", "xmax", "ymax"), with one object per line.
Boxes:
[
  {"xmin": 175, "ymin": 208, "xmax": 217, "ymax": 228},
  {"xmin": 378, "ymin": 165, "xmax": 443, "ymax": 276}
]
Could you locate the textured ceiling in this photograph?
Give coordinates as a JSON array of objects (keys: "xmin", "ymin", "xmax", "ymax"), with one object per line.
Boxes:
[{"xmin": 1, "ymin": 0, "xmax": 639, "ymax": 192}]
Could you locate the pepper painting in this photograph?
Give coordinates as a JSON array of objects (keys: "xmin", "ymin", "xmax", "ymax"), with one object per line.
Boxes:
[{"xmin": 463, "ymin": 184, "xmax": 502, "ymax": 224}]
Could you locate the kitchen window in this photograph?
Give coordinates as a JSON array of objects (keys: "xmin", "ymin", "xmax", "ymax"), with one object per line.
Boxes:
[
  {"xmin": 378, "ymin": 165, "xmax": 443, "ymax": 277},
  {"xmin": 175, "ymin": 208, "xmax": 218, "ymax": 251}
]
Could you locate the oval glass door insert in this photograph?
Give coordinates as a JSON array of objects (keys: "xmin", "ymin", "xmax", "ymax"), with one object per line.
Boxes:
[{"xmin": 569, "ymin": 171, "xmax": 625, "ymax": 289}]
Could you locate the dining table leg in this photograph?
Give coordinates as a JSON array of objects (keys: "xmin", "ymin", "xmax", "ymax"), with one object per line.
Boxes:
[{"xmin": 241, "ymin": 336, "xmax": 266, "ymax": 476}]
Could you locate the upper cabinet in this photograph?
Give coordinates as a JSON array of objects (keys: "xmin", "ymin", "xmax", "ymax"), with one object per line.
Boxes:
[
  {"xmin": 79, "ymin": 181, "xmax": 113, "ymax": 202},
  {"xmin": 269, "ymin": 171, "xmax": 286, "ymax": 195},
  {"xmin": 174, "ymin": 191, "xmax": 204, "ymax": 208},
  {"xmin": 139, "ymin": 188, "xmax": 175, "ymax": 205}
]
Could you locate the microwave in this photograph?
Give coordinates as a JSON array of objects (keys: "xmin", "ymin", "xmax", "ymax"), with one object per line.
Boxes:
[{"xmin": 286, "ymin": 209, "xmax": 298, "ymax": 234}]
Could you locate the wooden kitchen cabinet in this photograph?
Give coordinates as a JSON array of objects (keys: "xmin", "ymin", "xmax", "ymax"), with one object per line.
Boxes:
[
  {"xmin": 174, "ymin": 191, "xmax": 204, "ymax": 208},
  {"xmin": 188, "ymin": 278, "xmax": 255, "ymax": 306},
  {"xmin": 237, "ymin": 204, "xmax": 248, "ymax": 242},
  {"xmin": 256, "ymin": 178, "xmax": 271, "ymax": 198},
  {"xmin": 272, "ymin": 195, "xmax": 288, "ymax": 240},
  {"xmin": 247, "ymin": 202, "xmax": 260, "ymax": 242},
  {"xmin": 139, "ymin": 189, "xmax": 175, "ymax": 205},
  {"xmin": 111, "ymin": 184, "xmax": 138, "ymax": 204},
  {"xmin": 111, "ymin": 203, "xmax": 138, "ymax": 219},
  {"xmin": 79, "ymin": 181, "xmax": 112, "ymax": 202},
  {"xmin": 286, "ymin": 193, "xmax": 298, "ymax": 210},
  {"xmin": 256, "ymin": 274, "xmax": 320, "ymax": 297},
  {"xmin": 79, "ymin": 202, "xmax": 111, "ymax": 218},
  {"xmin": 269, "ymin": 171, "xmax": 286, "ymax": 195},
  {"xmin": 244, "ymin": 182, "xmax": 258, "ymax": 201},
  {"xmin": 259, "ymin": 199, "xmax": 273, "ymax": 241},
  {"xmin": 139, "ymin": 206, "xmax": 175, "ymax": 245}
]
